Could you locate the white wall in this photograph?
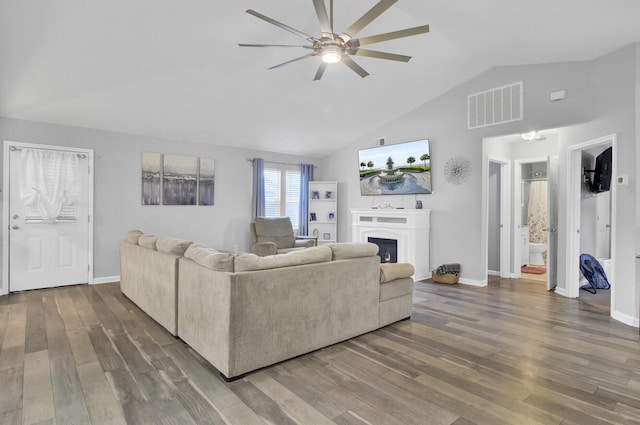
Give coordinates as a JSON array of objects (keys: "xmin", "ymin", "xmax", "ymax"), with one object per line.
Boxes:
[
  {"xmin": 556, "ymin": 44, "xmax": 638, "ymax": 324},
  {"xmin": 324, "ymin": 59, "xmax": 593, "ymax": 285},
  {"xmin": 0, "ymin": 117, "xmax": 320, "ymax": 290},
  {"xmin": 322, "ymin": 44, "xmax": 638, "ymax": 324}
]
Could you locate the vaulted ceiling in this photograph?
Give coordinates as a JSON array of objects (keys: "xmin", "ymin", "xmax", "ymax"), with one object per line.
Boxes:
[{"xmin": 1, "ymin": 0, "xmax": 639, "ymax": 157}]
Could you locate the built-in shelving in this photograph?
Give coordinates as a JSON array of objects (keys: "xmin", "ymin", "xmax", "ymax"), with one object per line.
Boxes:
[{"xmin": 308, "ymin": 181, "xmax": 337, "ymax": 245}]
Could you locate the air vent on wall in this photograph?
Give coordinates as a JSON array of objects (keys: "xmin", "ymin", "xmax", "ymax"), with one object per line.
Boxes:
[{"xmin": 468, "ymin": 81, "xmax": 523, "ymax": 130}]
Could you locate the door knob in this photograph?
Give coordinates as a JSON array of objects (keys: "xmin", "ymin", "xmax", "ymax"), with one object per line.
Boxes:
[
  {"xmin": 11, "ymin": 225, "xmax": 19, "ymax": 230},
  {"xmin": 12, "ymin": 214, "xmax": 19, "ymax": 220}
]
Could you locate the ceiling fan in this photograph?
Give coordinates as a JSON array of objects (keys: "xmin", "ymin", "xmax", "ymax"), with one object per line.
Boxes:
[{"xmin": 239, "ymin": 0, "xmax": 429, "ymax": 80}]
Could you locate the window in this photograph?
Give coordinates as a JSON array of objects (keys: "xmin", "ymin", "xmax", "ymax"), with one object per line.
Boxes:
[{"xmin": 264, "ymin": 164, "xmax": 301, "ymax": 229}]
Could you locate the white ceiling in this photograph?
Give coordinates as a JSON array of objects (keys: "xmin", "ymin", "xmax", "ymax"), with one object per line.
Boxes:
[{"xmin": 1, "ymin": 1, "xmax": 639, "ymax": 158}]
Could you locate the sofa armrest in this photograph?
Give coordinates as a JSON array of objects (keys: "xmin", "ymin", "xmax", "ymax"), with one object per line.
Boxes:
[
  {"xmin": 294, "ymin": 236, "xmax": 317, "ymax": 248},
  {"xmin": 251, "ymin": 241, "xmax": 278, "ymax": 256}
]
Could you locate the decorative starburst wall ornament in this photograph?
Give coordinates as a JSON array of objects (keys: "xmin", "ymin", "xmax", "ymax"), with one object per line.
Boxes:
[{"xmin": 443, "ymin": 156, "xmax": 471, "ymax": 185}]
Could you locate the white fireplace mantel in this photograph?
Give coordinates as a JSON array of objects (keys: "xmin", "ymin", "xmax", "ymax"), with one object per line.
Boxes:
[{"xmin": 350, "ymin": 208, "xmax": 431, "ymax": 280}]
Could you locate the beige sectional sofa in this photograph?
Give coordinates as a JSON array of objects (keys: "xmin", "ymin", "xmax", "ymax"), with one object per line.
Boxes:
[{"xmin": 119, "ymin": 230, "xmax": 415, "ymax": 380}]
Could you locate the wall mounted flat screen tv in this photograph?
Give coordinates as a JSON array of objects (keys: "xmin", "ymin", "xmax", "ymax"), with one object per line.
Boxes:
[
  {"xmin": 591, "ymin": 146, "xmax": 612, "ymax": 193},
  {"xmin": 358, "ymin": 139, "xmax": 431, "ymax": 195}
]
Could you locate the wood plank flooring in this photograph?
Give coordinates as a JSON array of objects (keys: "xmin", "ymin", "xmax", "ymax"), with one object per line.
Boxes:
[{"xmin": 0, "ymin": 278, "xmax": 638, "ymax": 424}]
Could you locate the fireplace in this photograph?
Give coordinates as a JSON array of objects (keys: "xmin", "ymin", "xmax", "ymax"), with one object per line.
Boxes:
[
  {"xmin": 351, "ymin": 208, "xmax": 431, "ymax": 280},
  {"xmin": 368, "ymin": 237, "xmax": 397, "ymax": 264}
]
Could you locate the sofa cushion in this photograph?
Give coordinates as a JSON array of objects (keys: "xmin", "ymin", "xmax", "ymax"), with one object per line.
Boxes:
[
  {"xmin": 379, "ymin": 277, "xmax": 414, "ymax": 302},
  {"xmin": 380, "ymin": 263, "xmax": 415, "ymax": 283},
  {"xmin": 138, "ymin": 235, "xmax": 158, "ymax": 250},
  {"xmin": 235, "ymin": 246, "xmax": 332, "ymax": 272},
  {"xmin": 254, "ymin": 217, "xmax": 295, "ymax": 249},
  {"xmin": 156, "ymin": 236, "xmax": 192, "ymax": 256},
  {"xmin": 124, "ymin": 229, "xmax": 144, "ymax": 244},
  {"xmin": 327, "ymin": 242, "xmax": 378, "ymax": 260},
  {"xmin": 184, "ymin": 244, "xmax": 235, "ymax": 272}
]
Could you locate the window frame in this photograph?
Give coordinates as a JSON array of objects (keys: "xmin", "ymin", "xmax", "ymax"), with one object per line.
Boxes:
[{"xmin": 263, "ymin": 162, "xmax": 301, "ymax": 231}]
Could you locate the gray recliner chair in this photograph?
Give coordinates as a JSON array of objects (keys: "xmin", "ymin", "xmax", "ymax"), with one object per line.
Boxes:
[{"xmin": 250, "ymin": 216, "xmax": 316, "ymax": 256}]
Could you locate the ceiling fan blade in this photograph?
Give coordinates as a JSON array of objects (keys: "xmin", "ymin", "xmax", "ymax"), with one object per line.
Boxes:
[
  {"xmin": 239, "ymin": 43, "xmax": 312, "ymax": 49},
  {"xmin": 353, "ymin": 48, "xmax": 411, "ymax": 62},
  {"xmin": 246, "ymin": 9, "xmax": 318, "ymax": 43},
  {"xmin": 342, "ymin": 56, "xmax": 370, "ymax": 78},
  {"xmin": 341, "ymin": 0, "xmax": 397, "ymax": 39},
  {"xmin": 348, "ymin": 25, "xmax": 430, "ymax": 47},
  {"xmin": 314, "ymin": 62, "xmax": 327, "ymax": 81},
  {"xmin": 313, "ymin": 0, "xmax": 332, "ymax": 35},
  {"xmin": 268, "ymin": 53, "xmax": 316, "ymax": 70},
  {"xmin": 330, "ymin": 0, "xmax": 334, "ymax": 33}
]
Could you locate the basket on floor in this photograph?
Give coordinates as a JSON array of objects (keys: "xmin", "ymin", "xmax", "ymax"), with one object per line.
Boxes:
[{"xmin": 431, "ymin": 271, "xmax": 459, "ymax": 284}]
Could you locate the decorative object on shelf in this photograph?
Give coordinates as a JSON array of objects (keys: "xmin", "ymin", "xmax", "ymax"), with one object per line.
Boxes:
[
  {"xmin": 312, "ymin": 228, "xmax": 319, "ymax": 237},
  {"xmin": 415, "ymin": 200, "xmax": 423, "ymax": 209},
  {"xmin": 325, "ymin": 191, "xmax": 332, "ymax": 199},
  {"xmin": 310, "ymin": 212, "xmax": 317, "ymax": 221},
  {"xmin": 323, "ymin": 233, "xmax": 331, "ymax": 240},
  {"xmin": 312, "ymin": 191, "xmax": 320, "ymax": 199},
  {"xmin": 329, "ymin": 212, "xmax": 335, "ymax": 220},
  {"xmin": 443, "ymin": 156, "xmax": 471, "ymax": 185}
]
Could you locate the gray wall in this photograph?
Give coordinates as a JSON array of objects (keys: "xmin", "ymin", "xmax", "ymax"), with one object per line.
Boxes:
[
  {"xmin": 0, "ymin": 117, "xmax": 320, "ymax": 291},
  {"xmin": 322, "ymin": 43, "xmax": 638, "ymax": 323}
]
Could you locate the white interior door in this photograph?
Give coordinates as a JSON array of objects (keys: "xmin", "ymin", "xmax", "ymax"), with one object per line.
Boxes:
[
  {"xmin": 546, "ymin": 155, "xmax": 559, "ymax": 290},
  {"xmin": 8, "ymin": 144, "xmax": 92, "ymax": 292}
]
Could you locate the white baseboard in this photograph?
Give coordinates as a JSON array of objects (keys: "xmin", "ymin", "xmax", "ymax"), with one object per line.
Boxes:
[
  {"xmin": 459, "ymin": 277, "xmax": 487, "ymax": 287},
  {"xmin": 554, "ymin": 287, "xmax": 568, "ymax": 297},
  {"xmin": 488, "ymin": 270, "xmax": 500, "ymax": 276},
  {"xmin": 611, "ymin": 310, "xmax": 640, "ymax": 328},
  {"xmin": 92, "ymin": 275, "xmax": 120, "ymax": 285}
]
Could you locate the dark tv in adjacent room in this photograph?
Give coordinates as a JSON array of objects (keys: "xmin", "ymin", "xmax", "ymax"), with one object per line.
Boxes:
[
  {"xmin": 358, "ymin": 139, "xmax": 431, "ymax": 195},
  {"xmin": 591, "ymin": 146, "xmax": 612, "ymax": 193}
]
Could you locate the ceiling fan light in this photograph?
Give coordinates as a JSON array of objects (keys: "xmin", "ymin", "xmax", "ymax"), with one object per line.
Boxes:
[
  {"xmin": 520, "ymin": 131, "xmax": 537, "ymax": 141},
  {"xmin": 322, "ymin": 52, "xmax": 342, "ymax": 63},
  {"xmin": 321, "ymin": 43, "xmax": 343, "ymax": 63}
]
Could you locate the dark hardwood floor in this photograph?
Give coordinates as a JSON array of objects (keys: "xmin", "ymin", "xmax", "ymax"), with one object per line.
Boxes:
[{"xmin": 0, "ymin": 277, "xmax": 639, "ymax": 424}]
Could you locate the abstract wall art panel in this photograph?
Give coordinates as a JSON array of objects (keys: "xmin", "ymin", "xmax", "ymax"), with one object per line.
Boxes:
[
  {"xmin": 198, "ymin": 157, "xmax": 215, "ymax": 206},
  {"xmin": 141, "ymin": 152, "xmax": 162, "ymax": 205},
  {"xmin": 163, "ymin": 154, "xmax": 198, "ymax": 205}
]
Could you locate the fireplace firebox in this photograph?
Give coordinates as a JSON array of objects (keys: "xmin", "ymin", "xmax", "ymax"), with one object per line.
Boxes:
[{"xmin": 368, "ymin": 237, "xmax": 398, "ymax": 264}]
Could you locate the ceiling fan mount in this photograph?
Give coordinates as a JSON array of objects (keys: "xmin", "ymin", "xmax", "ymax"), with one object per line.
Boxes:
[{"xmin": 239, "ymin": 0, "xmax": 430, "ymax": 80}]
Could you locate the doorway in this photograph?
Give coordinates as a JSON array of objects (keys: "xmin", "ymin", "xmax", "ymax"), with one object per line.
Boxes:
[
  {"xmin": 514, "ymin": 157, "xmax": 558, "ymax": 290},
  {"xmin": 487, "ymin": 156, "xmax": 511, "ymax": 278},
  {"xmin": 2, "ymin": 141, "xmax": 94, "ymax": 293},
  {"xmin": 566, "ymin": 134, "xmax": 616, "ymax": 312}
]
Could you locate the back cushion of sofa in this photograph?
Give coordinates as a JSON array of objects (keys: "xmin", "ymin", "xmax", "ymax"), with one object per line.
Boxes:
[
  {"xmin": 124, "ymin": 229, "xmax": 144, "ymax": 244},
  {"xmin": 138, "ymin": 235, "xmax": 158, "ymax": 250},
  {"xmin": 184, "ymin": 244, "xmax": 235, "ymax": 272},
  {"xmin": 156, "ymin": 236, "xmax": 192, "ymax": 256},
  {"xmin": 327, "ymin": 242, "xmax": 379, "ymax": 260},
  {"xmin": 235, "ymin": 246, "xmax": 332, "ymax": 271},
  {"xmin": 254, "ymin": 217, "xmax": 295, "ymax": 249}
]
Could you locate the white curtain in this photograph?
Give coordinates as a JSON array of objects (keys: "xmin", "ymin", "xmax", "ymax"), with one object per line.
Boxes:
[
  {"xmin": 527, "ymin": 180, "xmax": 548, "ymax": 244},
  {"xmin": 20, "ymin": 148, "xmax": 79, "ymax": 222}
]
